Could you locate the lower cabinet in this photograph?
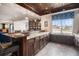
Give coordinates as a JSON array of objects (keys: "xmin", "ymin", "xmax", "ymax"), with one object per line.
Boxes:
[
  {"xmin": 26, "ymin": 34, "xmax": 49, "ymax": 56},
  {"xmin": 39, "ymin": 36, "xmax": 44, "ymax": 49},
  {"xmin": 43, "ymin": 35, "xmax": 49, "ymax": 46},
  {"xmin": 34, "ymin": 37, "xmax": 40, "ymax": 54},
  {"xmin": 46, "ymin": 35, "xmax": 49, "ymax": 44},
  {"xmin": 43, "ymin": 35, "xmax": 47, "ymax": 46},
  {"xmin": 27, "ymin": 38, "xmax": 35, "ymax": 56}
]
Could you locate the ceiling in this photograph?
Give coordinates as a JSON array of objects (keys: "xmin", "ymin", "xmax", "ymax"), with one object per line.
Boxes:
[
  {"xmin": 17, "ymin": 3, "xmax": 79, "ymax": 15},
  {"xmin": 0, "ymin": 3, "xmax": 40, "ymax": 22}
]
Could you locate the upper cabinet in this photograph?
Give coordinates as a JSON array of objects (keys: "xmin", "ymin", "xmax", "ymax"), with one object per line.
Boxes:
[{"xmin": 29, "ymin": 19, "xmax": 41, "ymax": 31}]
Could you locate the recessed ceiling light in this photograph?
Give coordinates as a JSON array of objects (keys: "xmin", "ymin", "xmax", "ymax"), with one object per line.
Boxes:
[
  {"xmin": 25, "ymin": 17, "xmax": 28, "ymax": 19},
  {"xmin": 45, "ymin": 7, "xmax": 48, "ymax": 10}
]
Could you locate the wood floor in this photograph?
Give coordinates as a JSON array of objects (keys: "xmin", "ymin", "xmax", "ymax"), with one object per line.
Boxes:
[{"xmin": 36, "ymin": 42, "xmax": 79, "ymax": 56}]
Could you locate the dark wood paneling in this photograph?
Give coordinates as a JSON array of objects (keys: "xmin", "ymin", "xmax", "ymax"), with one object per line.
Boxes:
[{"xmin": 19, "ymin": 36, "xmax": 27, "ymax": 56}]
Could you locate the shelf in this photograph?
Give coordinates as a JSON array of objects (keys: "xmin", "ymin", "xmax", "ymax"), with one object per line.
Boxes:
[{"xmin": 29, "ymin": 19, "xmax": 41, "ymax": 30}]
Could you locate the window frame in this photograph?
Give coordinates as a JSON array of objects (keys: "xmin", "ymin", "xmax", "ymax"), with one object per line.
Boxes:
[{"xmin": 51, "ymin": 12, "xmax": 74, "ymax": 35}]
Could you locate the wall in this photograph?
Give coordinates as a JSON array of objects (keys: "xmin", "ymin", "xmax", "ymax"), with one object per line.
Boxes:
[
  {"xmin": 14, "ymin": 20, "xmax": 29, "ymax": 32},
  {"xmin": 41, "ymin": 15, "xmax": 52, "ymax": 32},
  {"xmin": 73, "ymin": 10, "xmax": 79, "ymax": 33}
]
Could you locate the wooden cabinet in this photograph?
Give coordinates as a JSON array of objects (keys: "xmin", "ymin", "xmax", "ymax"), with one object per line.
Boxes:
[
  {"xmin": 18, "ymin": 36, "xmax": 27, "ymax": 56},
  {"xmin": 27, "ymin": 38, "xmax": 35, "ymax": 56},
  {"xmin": 46, "ymin": 34, "xmax": 49, "ymax": 44},
  {"xmin": 39, "ymin": 34, "xmax": 49, "ymax": 49},
  {"xmin": 34, "ymin": 37, "xmax": 40, "ymax": 54},
  {"xmin": 29, "ymin": 20, "xmax": 41, "ymax": 31},
  {"xmin": 39, "ymin": 36, "xmax": 44, "ymax": 49},
  {"xmin": 19, "ymin": 34, "xmax": 49, "ymax": 56},
  {"xmin": 43, "ymin": 35, "xmax": 47, "ymax": 46}
]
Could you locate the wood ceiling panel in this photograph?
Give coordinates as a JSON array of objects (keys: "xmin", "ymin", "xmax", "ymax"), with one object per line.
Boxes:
[{"xmin": 17, "ymin": 3, "xmax": 79, "ymax": 15}]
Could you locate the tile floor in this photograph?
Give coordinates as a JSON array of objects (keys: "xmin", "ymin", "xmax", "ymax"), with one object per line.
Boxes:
[{"xmin": 36, "ymin": 42, "xmax": 79, "ymax": 56}]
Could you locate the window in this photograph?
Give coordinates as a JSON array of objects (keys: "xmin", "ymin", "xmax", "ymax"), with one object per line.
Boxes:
[{"xmin": 52, "ymin": 12, "xmax": 74, "ymax": 34}]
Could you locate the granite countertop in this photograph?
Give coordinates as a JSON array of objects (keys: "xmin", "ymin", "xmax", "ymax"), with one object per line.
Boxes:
[
  {"xmin": 27, "ymin": 32, "xmax": 50, "ymax": 40},
  {"xmin": 3, "ymin": 32, "xmax": 50, "ymax": 39},
  {"xmin": 4, "ymin": 33, "xmax": 25, "ymax": 38}
]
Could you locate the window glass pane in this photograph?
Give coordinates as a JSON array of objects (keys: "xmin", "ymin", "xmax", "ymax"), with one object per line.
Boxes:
[
  {"xmin": 52, "ymin": 19, "xmax": 61, "ymax": 33},
  {"xmin": 52, "ymin": 12, "xmax": 74, "ymax": 34},
  {"xmin": 62, "ymin": 18, "xmax": 73, "ymax": 34}
]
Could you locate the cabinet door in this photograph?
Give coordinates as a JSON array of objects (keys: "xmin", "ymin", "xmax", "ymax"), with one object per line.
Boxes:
[
  {"xmin": 39, "ymin": 38, "xmax": 43, "ymax": 49},
  {"xmin": 28, "ymin": 39, "xmax": 34, "ymax": 56},
  {"xmin": 43, "ymin": 35, "xmax": 49, "ymax": 46},
  {"xmin": 34, "ymin": 37, "xmax": 40, "ymax": 54},
  {"xmin": 40, "ymin": 35, "xmax": 45, "ymax": 49},
  {"xmin": 42, "ymin": 35, "xmax": 45, "ymax": 47},
  {"xmin": 46, "ymin": 35, "xmax": 48, "ymax": 44},
  {"xmin": 44, "ymin": 35, "xmax": 47, "ymax": 46}
]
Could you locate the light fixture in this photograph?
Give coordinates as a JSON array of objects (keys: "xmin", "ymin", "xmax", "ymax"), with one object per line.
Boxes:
[
  {"xmin": 25, "ymin": 17, "xmax": 28, "ymax": 19},
  {"xmin": 34, "ymin": 19, "xmax": 37, "ymax": 22},
  {"xmin": 45, "ymin": 7, "xmax": 48, "ymax": 10}
]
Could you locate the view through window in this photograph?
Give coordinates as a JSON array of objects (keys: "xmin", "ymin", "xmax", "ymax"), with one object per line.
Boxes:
[
  {"xmin": 52, "ymin": 12, "xmax": 74, "ymax": 34},
  {"xmin": 52, "ymin": 18, "xmax": 73, "ymax": 34}
]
